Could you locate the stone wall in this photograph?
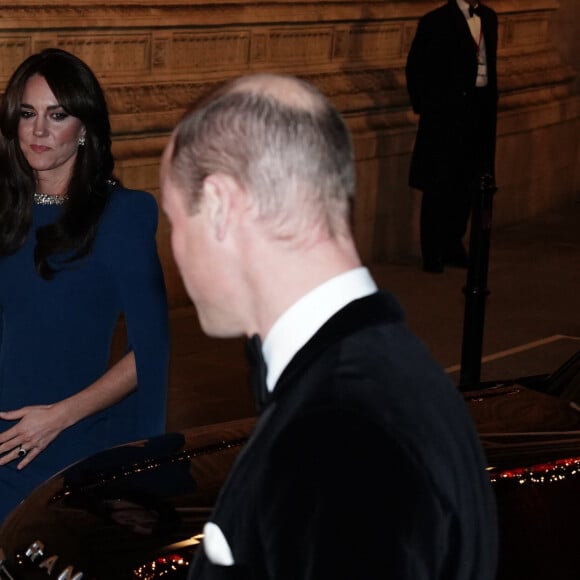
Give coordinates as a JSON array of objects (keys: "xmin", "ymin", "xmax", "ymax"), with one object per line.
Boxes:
[{"xmin": 552, "ymin": 0, "xmax": 579, "ymax": 92}]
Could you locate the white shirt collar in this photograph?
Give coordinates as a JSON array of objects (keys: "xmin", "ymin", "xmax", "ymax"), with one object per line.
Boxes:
[
  {"xmin": 457, "ymin": 0, "xmax": 478, "ymax": 19},
  {"xmin": 262, "ymin": 267, "xmax": 378, "ymax": 391}
]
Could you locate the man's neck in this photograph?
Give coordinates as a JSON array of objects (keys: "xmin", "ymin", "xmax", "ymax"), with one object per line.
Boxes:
[{"xmin": 249, "ymin": 235, "xmax": 362, "ymax": 340}]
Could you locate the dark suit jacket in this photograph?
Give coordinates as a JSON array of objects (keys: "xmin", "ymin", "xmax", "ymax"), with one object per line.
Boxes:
[
  {"xmin": 406, "ymin": 0, "xmax": 498, "ymax": 191},
  {"xmin": 188, "ymin": 292, "xmax": 498, "ymax": 579}
]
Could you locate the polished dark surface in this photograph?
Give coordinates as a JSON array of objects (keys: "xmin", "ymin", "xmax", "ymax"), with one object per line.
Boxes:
[{"xmin": 0, "ymin": 418, "xmax": 255, "ymax": 580}]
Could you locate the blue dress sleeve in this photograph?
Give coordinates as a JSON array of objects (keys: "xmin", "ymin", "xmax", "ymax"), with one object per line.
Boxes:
[{"xmin": 102, "ymin": 188, "xmax": 170, "ymax": 439}]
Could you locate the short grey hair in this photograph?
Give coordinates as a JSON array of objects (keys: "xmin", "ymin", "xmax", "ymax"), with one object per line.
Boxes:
[{"xmin": 169, "ymin": 75, "xmax": 356, "ymax": 238}]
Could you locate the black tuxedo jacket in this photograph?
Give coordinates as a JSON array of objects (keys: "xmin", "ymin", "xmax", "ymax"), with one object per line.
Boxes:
[
  {"xmin": 188, "ymin": 292, "xmax": 497, "ymax": 579},
  {"xmin": 406, "ymin": 0, "xmax": 498, "ymax": 191}
]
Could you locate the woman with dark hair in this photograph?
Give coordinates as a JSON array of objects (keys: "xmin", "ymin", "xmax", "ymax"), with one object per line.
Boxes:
[{"xmin": 0, "ymin": 48, "xmax": 169, "ymax": 521}]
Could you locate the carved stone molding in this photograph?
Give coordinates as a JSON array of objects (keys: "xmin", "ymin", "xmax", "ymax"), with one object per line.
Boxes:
[
  {"xmin": 0, "ymin": 2, "xmax": 484, "ymax": 29},
  {"xmin": 0, "ymin": 3, "xmax": 572, "ymax": 139}
]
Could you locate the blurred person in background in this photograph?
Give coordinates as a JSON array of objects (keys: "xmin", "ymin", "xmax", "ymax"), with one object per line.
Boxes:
[{"xmin": 406, "ymin": 0, "xmax": 498, "ymax": 273}]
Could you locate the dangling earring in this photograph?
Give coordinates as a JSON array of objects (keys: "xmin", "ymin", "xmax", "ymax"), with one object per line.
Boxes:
[{"xmin": 78, "ymin": 135, "xmax": 86, "ymax": 147}]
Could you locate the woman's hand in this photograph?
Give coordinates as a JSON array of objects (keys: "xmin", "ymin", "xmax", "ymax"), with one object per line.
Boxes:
[
  {"xmin": 0, "ymin": 353, "xmax": 137, "ymax": 470},
  {"xmin": 0, "ymin": 404, "xmax": 69, "ymax": 469}
]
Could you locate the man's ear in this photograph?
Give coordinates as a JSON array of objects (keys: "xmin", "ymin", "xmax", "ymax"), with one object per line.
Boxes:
[{"xmin": 202, "ymin": 174, "xmax": 244, "ymax": 241}]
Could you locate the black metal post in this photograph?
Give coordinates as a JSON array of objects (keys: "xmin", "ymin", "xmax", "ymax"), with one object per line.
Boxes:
[{"xmin": 459, "ymin": 174, "xmax": 497, "ymax": 389}]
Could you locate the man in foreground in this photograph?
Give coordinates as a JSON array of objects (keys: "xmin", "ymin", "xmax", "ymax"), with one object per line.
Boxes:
[{"xmin": 160, "ymin": 73, "xmax": 497, "ymax": 579}]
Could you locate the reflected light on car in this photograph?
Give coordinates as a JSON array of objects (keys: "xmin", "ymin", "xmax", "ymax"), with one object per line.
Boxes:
[
  {"xmin": 489, "ymin": 456, "xmax": 580, "ymax": 486},
  {"xmin": 133, "ymin": 534, "xmax": 204, "ymax": 579}
]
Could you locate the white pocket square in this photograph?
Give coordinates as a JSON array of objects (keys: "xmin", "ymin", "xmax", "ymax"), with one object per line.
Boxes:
[{"xmin": 203, "ymin": 522, "xmax": 235, "ymax": 566}]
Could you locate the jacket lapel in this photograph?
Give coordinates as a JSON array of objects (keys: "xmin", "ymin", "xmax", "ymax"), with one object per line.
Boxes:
[{"xmin": 270, "ymin": 291, "xmax": 405, "ymax": 402}]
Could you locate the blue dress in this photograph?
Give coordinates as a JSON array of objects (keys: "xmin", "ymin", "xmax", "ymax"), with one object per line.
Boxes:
[{"xmin": 0, "ymin": 186, "xmax": 169, "ymax": 522}]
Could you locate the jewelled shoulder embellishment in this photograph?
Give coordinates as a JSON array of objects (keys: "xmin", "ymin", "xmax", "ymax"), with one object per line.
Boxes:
[{"xmin": 33, "ymin": 193, "xmax": 69, "ymax": 206}]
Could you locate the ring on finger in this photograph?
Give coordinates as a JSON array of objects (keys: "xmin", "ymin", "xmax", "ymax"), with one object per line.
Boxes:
[{"xmin": 18, "ymin": 445, "xmax": 28, "ymax": 458}]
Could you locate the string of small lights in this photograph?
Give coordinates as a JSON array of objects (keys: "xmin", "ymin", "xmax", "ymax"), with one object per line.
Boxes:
[{"xmin": 489, "ymin": 456, "xmax": 580, "ymax": 486}]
